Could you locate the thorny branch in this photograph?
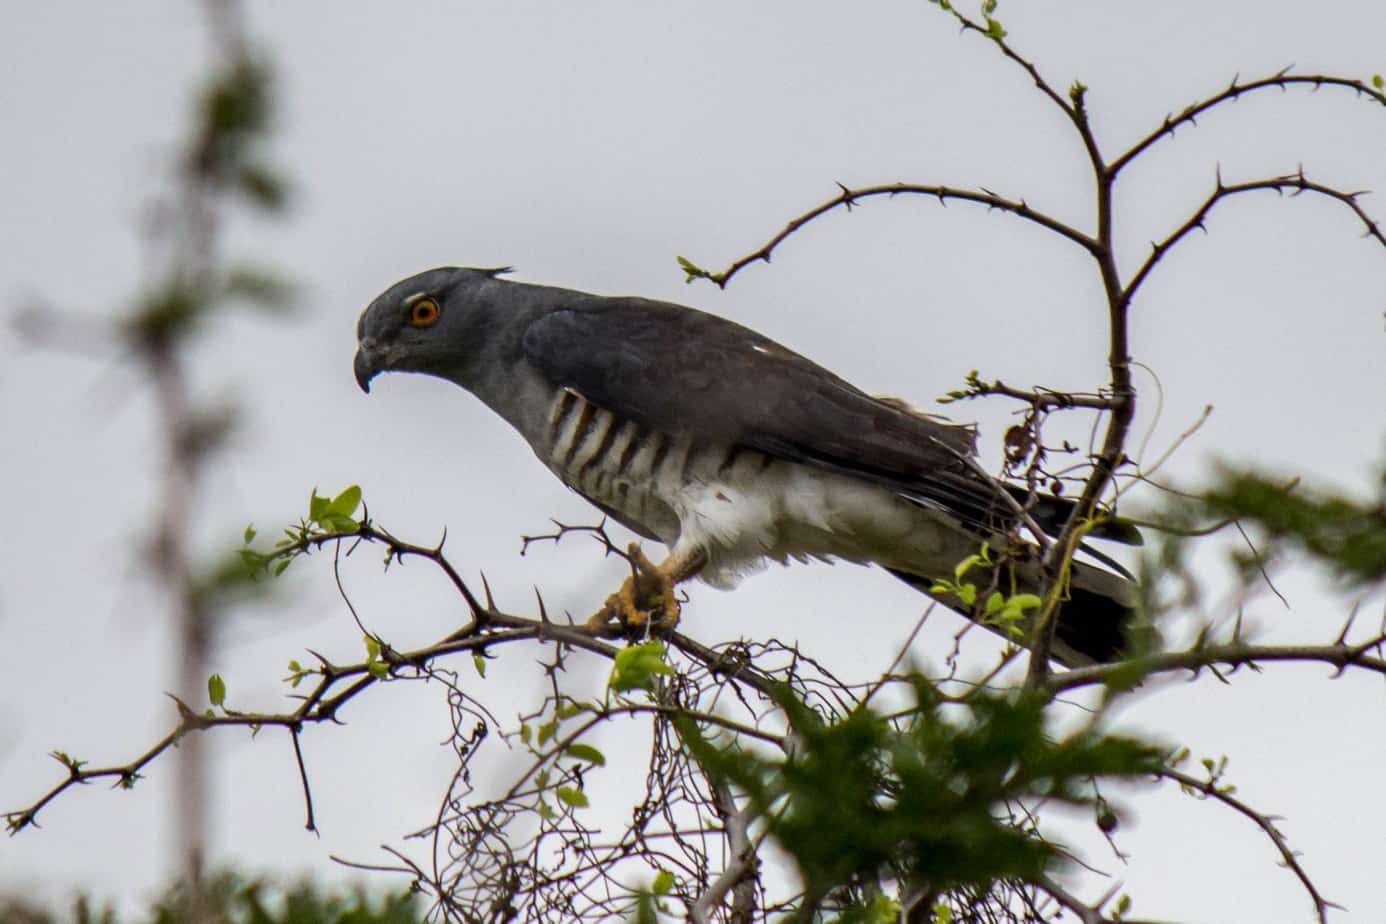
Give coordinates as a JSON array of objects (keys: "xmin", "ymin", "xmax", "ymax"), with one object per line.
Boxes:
[
  {"xmin": 1158, "ymin": 766, "xmax": 1339, "ymax": 924},
  {"xmin": 686, "ymin": 28, "xmax": 1386, "ymax": 684},
  {"xmin": 13, "ymin": 10, "xmax": 1386, "ymax": 924}
]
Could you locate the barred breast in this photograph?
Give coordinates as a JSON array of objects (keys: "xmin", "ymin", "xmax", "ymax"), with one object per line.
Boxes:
[
  {"xmin": 541, "ymin": 387, "xmax": 761, "ymax": 545},
  {"xmin": 539, "ymin": 387, "xmax": 958, "ymax": 590}
]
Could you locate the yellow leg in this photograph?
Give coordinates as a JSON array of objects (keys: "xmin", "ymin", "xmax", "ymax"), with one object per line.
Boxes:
[{"xmin": 586, "ymin": 543, "xmax": 708, "ymax": 634}]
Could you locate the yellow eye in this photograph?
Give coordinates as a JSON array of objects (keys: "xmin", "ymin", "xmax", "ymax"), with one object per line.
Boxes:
[{"xmin": 409, "ymin": 297, "xmax": 440, "ymax": 327}]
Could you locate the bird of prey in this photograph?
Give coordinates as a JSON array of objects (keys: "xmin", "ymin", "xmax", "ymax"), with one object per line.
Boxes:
[{"xmin": 354, "ymin": 266, "xmax": 1140, "ymax": 666}]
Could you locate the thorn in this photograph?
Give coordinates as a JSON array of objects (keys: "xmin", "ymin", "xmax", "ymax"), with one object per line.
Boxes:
[
  {"xmin": 534, "ymin": 586, "xmax": 550, "ymax": 623},
  {"xmin": 480, "ymin": 571, "xmax": 496, "ymax": 609},
  {"xmin": 434, "ymin": 526, "xmax": 448, "ymax": 554},
  {"xmin": 835, "ymin": 181, "xmax": 856, "ymax": 209},
  {"xmin": 1335, "ymin": 604, "xmax": 1360, "ymax": 646},
  {"xmin": 165, "ymin": 692, "xmax": 196, "ymax": 721},
  {"xmin": 1275, "ymin": 64, "xmax": 1292, "ymax": 79},
  {"xmin": 1095, "ymin": 881, "xmax": 1124, "ymax": 910}
]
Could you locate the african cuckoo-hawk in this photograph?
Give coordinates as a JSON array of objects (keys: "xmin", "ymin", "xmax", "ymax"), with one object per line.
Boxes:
[{"xmin": 353, "ymin": 266, "xmax": 1140, "ymax": 665}]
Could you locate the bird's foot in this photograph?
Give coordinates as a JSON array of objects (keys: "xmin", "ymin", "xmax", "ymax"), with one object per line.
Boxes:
[{"xmin": 586, "ymin": 543, "xmax": 683, "ymax": 636}]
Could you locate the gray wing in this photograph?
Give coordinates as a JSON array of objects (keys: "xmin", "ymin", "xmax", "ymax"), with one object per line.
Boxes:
[{"xmin": 521, "ymin": 296, "xmax": 1034, "ymax": 539}]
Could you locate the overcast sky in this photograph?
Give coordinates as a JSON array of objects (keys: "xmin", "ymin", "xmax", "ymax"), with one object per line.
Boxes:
[{"xmin": 3, "ymin": 1, "xmax": 1385, "ymax": 921}]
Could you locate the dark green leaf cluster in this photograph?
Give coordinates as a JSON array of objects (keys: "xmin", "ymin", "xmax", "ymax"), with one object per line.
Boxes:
[
  {"xmin": 195, "ymin": 58, "xmax": 287, "ymax": 210},
  {"xmin": 0, "ymin": 871, "xmax": 420, "ymax": 924},
  {"xmin": 679, "ymin": 677, "xmax": 1164, "ymax": 906},
  {"xmin": 1203, "ymin": 465, "xmax": 1386, "ymax": 583}
]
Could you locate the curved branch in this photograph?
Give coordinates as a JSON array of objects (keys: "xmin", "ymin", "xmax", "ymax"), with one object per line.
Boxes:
[
  {"xmin": 699, "ymin": 182, "xmax": 1097, "ymax": 289},
  {"xmin": 1112, "ymin": 71, "xmax": 1386, "ymax": 177},
  {"xmin": 5, "ymin": 524, "xmax": 626, "ymax": 836},
  {"xmin": 940, "ymin": 7, "xmax": 1106, "ymax": 175},
  {"xmin": 1158, "ymin": 767, "xmax": 1338, "ymax": 923},
  {"xmin": 1125, "ymin": 170, "xmax": 1386, "ymax": 307}
]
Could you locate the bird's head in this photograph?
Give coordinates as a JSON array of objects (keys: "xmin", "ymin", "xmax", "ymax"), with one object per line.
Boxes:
[{"xmin": 354, "ymin": 265, "xmax": 515, "ymax": 393}]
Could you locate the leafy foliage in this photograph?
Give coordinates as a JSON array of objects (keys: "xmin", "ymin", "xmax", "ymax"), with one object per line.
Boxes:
[
  {"xmin": 678, "ymin": 676, "xmax": 1165, "ymax": 909},
  {"xmin": 1203, "ymin": 465, "xmax": 1386, "ymax": 583},
  {"xmin": 0, "ymin": 872, "xmax": 420, "ymax": 924}
]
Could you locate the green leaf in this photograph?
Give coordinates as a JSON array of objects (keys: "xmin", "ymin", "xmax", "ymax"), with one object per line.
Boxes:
[
  {"xmin": 633, "ymin": 892, "xmax": 658, "ymax": 924},
  {"xmin": 520, "ymin": 723, "xmax": 533, "ymax": 745},
  {"xmin": 555, "ymin": 699, "xmax": 589, "ymax": 719},
  {"xmin": 537, "ymin": 720, "xmax": 559, "ymax": 745},
  {"xmin": 555, "ymin": 785, "xmax": 589, "ymax": 808},
  {"xmin": 308, "ymin": 490, "xmax": 330, "ymax": 523},
  {"xmin": 330, "ymin": 485, "xmax": 362, "ymax": 517},
  {"xmin": 473, "ymin": 653, "xmax": 486, "ymax": 678},
  {"xmin": 953, "ymin": 553, "xmax": 982, "ymax": 581},
  {"xmin": 1009, "ymin": 593, "xmax": 1042, "ymax": 612},
  {"xmin": 957, "ymin": 584, "xmax": 977, "ymax": 606},
  {"xmin": 609, "ymin": 640, "xmax": 674, "ymax": 693},
  {"xmin": 320, "ymin": 514, "xmax": 359, "ymax": 533},
  {"xmin": 1373, "ymin": 73, "xmax": 1384, "ymax": 90},
  {"xmin": 243, "ymin": 524, "xmax": 256, "ymax": 544},
  {"xmin": 364, "ymin": 635, "xmax": 381, "ymax": 661},
  {"xmin": 984, "ymin": 16, "xmax": 1007, "ymax": 39},
  {"xmin": 984, "ymin": 592, "xmax": 1004, "ymax": 616},
  {"xmin": 273, "ymin": 558, "xmax": 291, "ymax": 577},
  {"xmin": 207, "ymin": 673, "xmax": 226, "ymax": 708},
  {"xmin": 565, "ymin": 744, "xmax": 607, "ymax": 766},
  {"xmin": 651, "ymin": 869, "xmax": 674, "ymax": 895},
  {"xmin": 676, "ymin": 255, "xmax": 707, "ymax": 283},
  {"xmin": 367, "ymin": 661, "xmax": 389, "ymax": 679}
]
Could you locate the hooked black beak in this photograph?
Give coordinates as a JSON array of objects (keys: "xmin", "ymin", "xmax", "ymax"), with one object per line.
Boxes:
[{"xmin": 353, "ymin": 344, "xmax": 380, "ymax": 394}]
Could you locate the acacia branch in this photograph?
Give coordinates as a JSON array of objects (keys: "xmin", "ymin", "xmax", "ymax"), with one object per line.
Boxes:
[
  {"xmin": 4, "ymin": 526, "xmax": 621, "ymax": 836},
  {"xmin": 1112, "ymin": 70, "xmax": 1386, "ymax": 176},
  {"xmin": 941, "ymin": 370, "xmax": 1117, "ymax": 411},
  {"xmin": 697, "ymin": 182, "xmax": 1096, "ymax": 289},
  {"xmin": 1158, "ymin": 766, "xmax": 1338, "ymax": 923},
  {"xmin": 1126, "ymin": 169, "xmax": 1386, "ymax": 305},
  {"xmin": 1049, "ymin": 632, "xmax": 1386, "ymax": 695}
]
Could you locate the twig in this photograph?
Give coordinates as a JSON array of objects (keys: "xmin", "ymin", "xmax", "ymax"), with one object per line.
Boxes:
[
  {"xmin": 1112, "ymin": 70, "xmax": 1386, "ymax": 176},
  {"xmin": 700, "ymin": 182, "xmax": 1097, "ymax": 289},
  {"xmin": 1158, "ymin": 766, "xmax": 1338, "ymax": 923}
]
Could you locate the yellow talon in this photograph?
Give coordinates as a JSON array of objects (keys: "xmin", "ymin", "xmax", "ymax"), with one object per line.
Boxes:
[{"xmin": 586, "ymin": 543, "xmax": 701, "ymax": 635}]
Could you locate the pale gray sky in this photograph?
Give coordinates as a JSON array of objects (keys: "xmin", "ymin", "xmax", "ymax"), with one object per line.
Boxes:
[{"xmin": 3, "ymin": 1, "xmax": 1385, "ymax": 921}]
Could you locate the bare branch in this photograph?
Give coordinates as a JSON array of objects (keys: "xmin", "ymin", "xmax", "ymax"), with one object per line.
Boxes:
[
  {"xmin": 691, "ymin": 784, "xmax": 758, "ymax": 924},
  {"xmin": 1158, "ymin": 766, "xmax": 1339, "ymax": 923},
  {"xmin": 699, "ymin": 182, "xmax": 1097, "ymax": 289},
  {"xmin": 1112, "ymin": 71, "xmax": 1386, "ymax": 176},
  {"xmin": 1127, "ymin": 170, "xmax": 1386, "ymax": 306}
]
